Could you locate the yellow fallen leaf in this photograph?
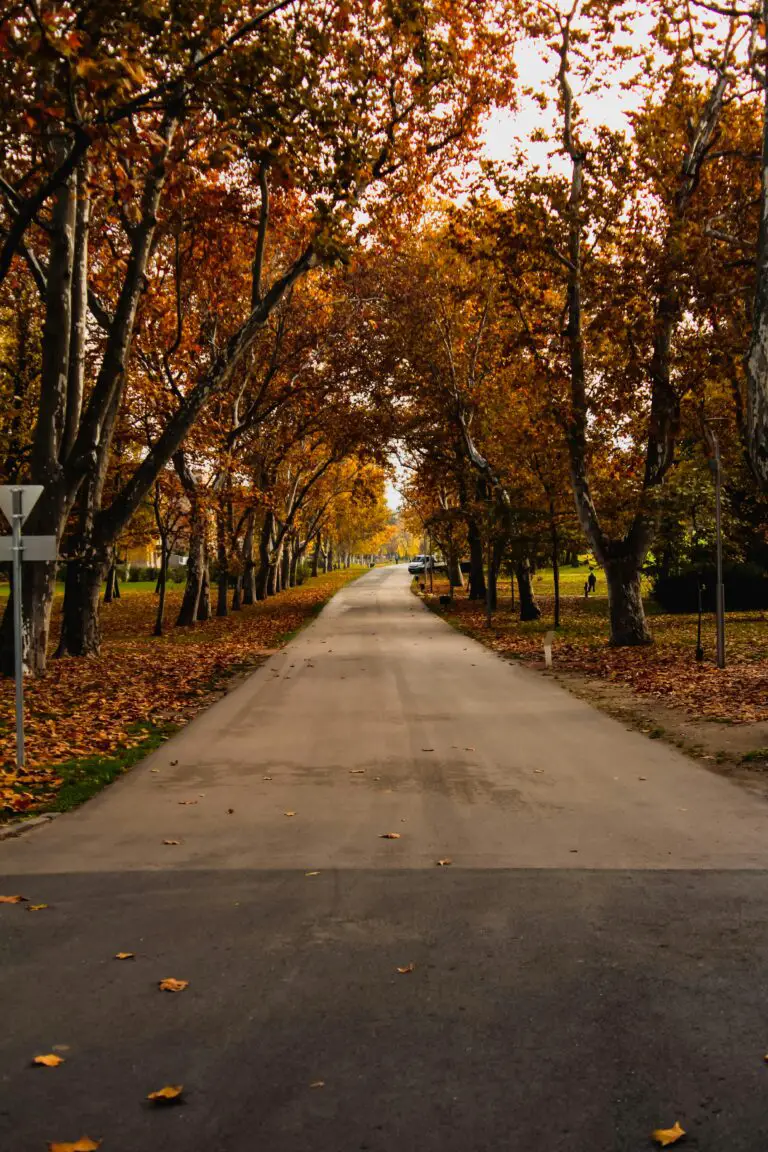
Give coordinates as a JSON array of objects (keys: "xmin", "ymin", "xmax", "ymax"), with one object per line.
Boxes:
[
  {"xmin": 349, "ymin": 769, "xmax": 365, "ymax": 774},
  {"xmin": 284, "ymin": 811, "xmax": 296, "ymax": 817},
  {"xmin": 0, "ymin": 894, "xmax": 27, "ymax": 903},
  {"xmin": 28, "ymin": 903, "xmax": 49, "ymax": 912},
  {"xmin": 33, "ymin": 1053, "xmax": 65, "ymax": 1067},
  {"xmin": 158, "ymin": 978, "xmax": 188, "ymax": 992},
  {"xmin": 48, "ymin": 1140, "xmax": 101, "ymax": 1152},
  {"xmin": 305, "ymin": 871, "xmax": 320, "ymax": 876},
  {"xmin": 652, "ymin": 1121, "xmax": 686, "ymax": 1146},
  {"xmin": 178, "ymin": 800, "xmax": 197, "ymax": 806},
  {"xmin": 147, "ymin": 1084, "xmax": 184, "ymax": 1103},
  {"xmin": 114, "ymin": 952, "xmax": 135, "ymax": 960},
  {"xmin": 162, "ymin": 839, "xmax": 180, "ymax": 845},
  {"xmin": 436, "ymin": 859, "xmax": 452, "ymax": 866},
  {"xmin": 381, "ymin": 832, "xmax": 401, "ymax": 839},
  {"xmin": 396, "ymin": 963, "xmax": 415, "ymax": 974}
]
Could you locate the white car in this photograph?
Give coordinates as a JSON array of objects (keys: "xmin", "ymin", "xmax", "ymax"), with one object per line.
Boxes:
[{"xmin": 408, "ymin": 555, "xmax": 434, "ymax": 575}]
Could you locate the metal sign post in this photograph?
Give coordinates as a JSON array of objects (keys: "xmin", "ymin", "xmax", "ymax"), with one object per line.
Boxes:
[{"xmin": 0, "ymin": 485, "xmax": 55, "ymax": 769}]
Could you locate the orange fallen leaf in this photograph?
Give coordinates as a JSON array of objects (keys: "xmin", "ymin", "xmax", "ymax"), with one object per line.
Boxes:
[
  {"xmin": 436, "ymin": 859, "xmax": 452, "ymax": 866},
  {"xmin": 147, "ymin": 1084, "xmax": 184, "ymax": 1104},
  {"xmin": 396, "ymin": 963, "xmax": 415, "ymax": 974},
  {"xmin": 178, "ymin": 800, "xmax": 197, "ymax": 806},
  {"xmin": 162, "ymin": 839, "xmax": 180, "ymax": 845},
  {"xmin": 652, "ymin": 1121, "xmax": 686, "ymax": 1146},
  {"xmin": 28, "ymin": 903, "xmax": 49, "ymax": 911},
  {"xmin": 48, "ymin": 1139, "xmax": 101, "ymax": 1152},
  {"xmin": 33, "ymin": 1053, "xmax": 65, "ymax": 1067},
  {"xmin": 114, "ymin": 952, "xmax": 135, "ymax": 960},
  {"xmin": 284, "ymin": 810, "xmax": 296, "ymax": 817},
  {"xmin": 0, "ymin": 894, "xmax": 27, "ymax": 903},
  {"xmin": 380, "ymin": 832, "xmax": 401, "ymax": 839},
  {"xmin": 158, "ymin": 978, "xmax": 188, "ymax": 992}
]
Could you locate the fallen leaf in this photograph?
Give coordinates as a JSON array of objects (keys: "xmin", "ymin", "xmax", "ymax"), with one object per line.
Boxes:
[
  {"xmin": 464, "ymin": 747, "xmax": 475, "ymax": 751},
  {"xmin": 33, "ymin": 1054, "xmax": 64, "ymax": 1067},
  {"xmin": 114, "ymin": 952, "xmax": 135, "ymax": 960},
  {"xmin": 436, "ymin": 859, "xmax": 452, "ymax": 866},
  {"xmin": 48, "ymin": 1139, "xmax": 101, "ymax": 1152},
  {"xmin": 0, "ymin": 894, "xmax": 27, "ymax": 903},
  {"xmin": 396, "ymin": 963, "xmax": 415, "ymax": 974},
  {"xmin": 263, "ymin": 776, "xmax": 272, "ymax": 781},
  {"xmin": 169, "ymin": 760, "xmax": 179, "ymax": 766},
  {"xmin": 305, "ymin": 871, "xmax": 320, "ymax": 876},
  {"xmin": 533, "ymin": 768, "xmax": 544, "ymax": 774},
  {"xmin": 178, "ymin": 800, "xmax": 197, "ymax": 806},
  {"xmin": 227, "ymin": 808, "xmax": 234, "ymax": 814},
  {"xmin": 422, "ymin": 748, "xmax": 435, "ymax": 752},
  {"xmin": 284, "ymin": 811, "xmax": 296, "ymax": 817},
  {"xmin": 158, "ymin": 978, "xmax": 188, "ymax": 992},
  {"xmin": 162, "ymin": 839, "xmax": 180, "ymax": 845},
  {"xmin": 147, "ymin": 1084, "xmax": 184, "ymax": 1104},
  {"xmin": 349, "ymin": 769, "xmax": 365, "ymax": 774},
  {"xmin": 380, "ymin": 832, "xmax": 401, "ymax": 839},
  {"xmin": 652, "ymin": 1121, "xmax": 686, "ymax": 1146},
  {"xmin": 150, "ymin": 768, "xmax": 160, "ymax": 773},
  {"xmin": 309, "ymin": 1080, "xmax": 325, "ymax": 1089},
  {"xmin": 638, "ymin": 776, "xmax": 647, "ymax": 781},
  {"xmin": 27, "ymin": 903, "xmax": 49, "ymax": 911}
]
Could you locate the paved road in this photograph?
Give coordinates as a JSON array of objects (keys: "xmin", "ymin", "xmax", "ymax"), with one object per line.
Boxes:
[{"xmin": 3, "ymin": 565, "xmax": 768, "ymax": 1151}]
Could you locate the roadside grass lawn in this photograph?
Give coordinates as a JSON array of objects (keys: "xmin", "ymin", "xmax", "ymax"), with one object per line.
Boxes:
[
  {"xmin": 421, "ymin": 566, "xmax": 768, "ymax": 725},
  {"xmin": 0, "ymin": 567, "xmax": 364, "ymax": 818}
]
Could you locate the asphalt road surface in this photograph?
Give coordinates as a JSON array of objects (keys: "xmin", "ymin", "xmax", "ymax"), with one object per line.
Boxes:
[{"xmin": 3, "ymin": 565, "xmax": 768, "ymax": 1151}]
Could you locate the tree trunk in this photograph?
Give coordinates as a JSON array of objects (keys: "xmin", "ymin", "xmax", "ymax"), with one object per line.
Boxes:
[
  {"xmin": 153, "ymin": 544, "xmax": 168, "ymax": 636},
  {"xmin": 57, "ymin": 551, "xmax": 110, "ymax": 657},
  {"xmin": 242, "ymin": 509, "xmax": 256, "ymax": 605},
  {"xmin": 197, "ymin": 551, "xmax": 211, "ymax": 622},
  {"xmin": 177, "ymin": 510, "xmax": 205, "ymax": 627},
  {"xmin": 104, "ymin": 561, "xmax": 117, "ymax": 604},
  {"xmin": 290, "ymin": 543, "xmax": 300, "ymax": 587},
  {"xmin": 311, "ymin": 536, "xmax": 321, "ymax": 578},
  {"xmin": 447, "ymin": 548, "xmax": 464, "ymax": 591},
  {"xmin": 216, "ymin": 509, "xmax": 228, "ymax": 618},
  {"xmin": 604, "ymin": 557, "xmax": 651, "ymax": 646},
  {"xmin": 281, "ymin": 537, "xmax": 292, "ymax": 590},
  {"xmin": 467, "ymin": 518, "xmax": 486, "ymax": 601},
  {"xmin": 515, "ymin": 559, "xmax": 542, "ymax": 622},
  {"xmin": 256, "ymin": 510, "xmax": 274, "ymax": 600}
]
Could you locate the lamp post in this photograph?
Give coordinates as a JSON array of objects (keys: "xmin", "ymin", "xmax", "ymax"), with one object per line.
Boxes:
[{"xmin": 704, "ymin": 424, "xmax": 725, "ymax": 669}]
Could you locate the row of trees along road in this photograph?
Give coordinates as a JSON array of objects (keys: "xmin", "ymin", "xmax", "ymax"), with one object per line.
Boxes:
[
  {"xmin": 5, "ymin": 1, "xmax": 768, "ymax": 668},
  {"xmin": 0, "ymin": 0, "xmax": 514, "ymax": 675},
  {"xmin": 353, "ymin": 0, "xmax": 768, "ymax": 646}
]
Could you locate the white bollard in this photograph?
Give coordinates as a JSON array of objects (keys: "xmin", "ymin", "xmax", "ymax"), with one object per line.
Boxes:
[{"xmin": 543, "ymin": 630, "xmax": 554, "ymax": 669}]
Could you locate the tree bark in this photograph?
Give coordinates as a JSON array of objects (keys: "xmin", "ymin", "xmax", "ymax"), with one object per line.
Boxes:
[
  {"xmin": 550, "ymin": 502, "xmax": 561, "ymax": 629},
  {"xmin": 216, "ymin": 508, "xmax": 228, "ymax": 618},
  {"xmin": 515, "ymin": 559, "xmax": 542, "ymax": 622},
  {"xmin": 604, "ymin": 556, "xmax": 651, "ymax": 645},
  {"xmin": 242, "ymin": 509, "xmax": 256, "ymax": 605},
  {"xmin": 197, "ymin": 548, "xmax": 211, "ymax": 621},
  {"xmin": 57, "ymin": 549, "xmax": 110, "ymax": 657},
  {"xmin": 311, "ymin": 536, "xmax": 321, "ymax": 578},
  {"xmin": 467, "ymin": 518, "xmax": 486, "ymax": 601},
  {"xmin": 153, "ymin": 541, "xmax": 168, "ymax": 636},
  {"xmin": 177, "ymin": 503, "xmax": 205, "ymax": 627}
]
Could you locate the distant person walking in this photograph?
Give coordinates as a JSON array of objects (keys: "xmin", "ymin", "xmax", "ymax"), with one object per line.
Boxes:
[{"xmin": 587, "ymin": 570, "xmax": 597, "ymax": 594}]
